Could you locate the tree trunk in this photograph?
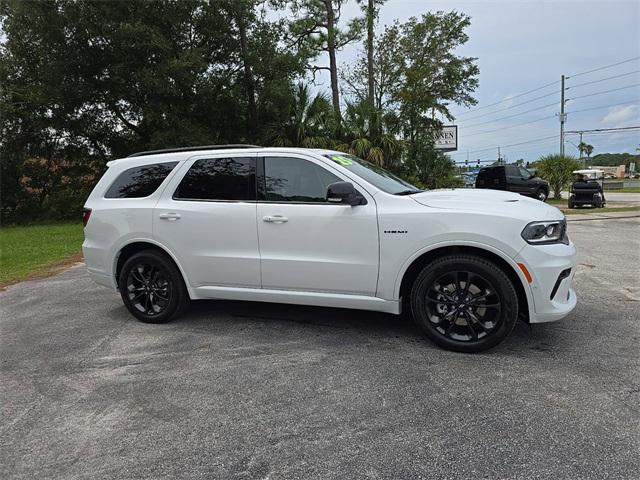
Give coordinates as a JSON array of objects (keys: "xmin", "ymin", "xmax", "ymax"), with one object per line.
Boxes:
[
  {"xmin": 366, "ymin": 0, "xmax": 374, "ymax": 109},
  {"xmin": 366, "ymin": 0, "xmax": 376, "ymax": 139},
  {"xmin": 236, "ymin": 13, "xmax": 258, "ymax": 136},
  {"xmin": 324, "ymin": 1, "xmax": 341, "ymax": 122}
]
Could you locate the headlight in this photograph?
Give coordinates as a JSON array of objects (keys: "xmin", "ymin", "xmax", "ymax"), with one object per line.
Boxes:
[{"xmin": 521, "ymin": 219, "xmax": 568, "ymax": 245}]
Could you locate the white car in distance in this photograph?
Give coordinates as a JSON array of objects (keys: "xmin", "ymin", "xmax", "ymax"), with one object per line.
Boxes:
[{"xmin": 83, "ymin": 145, "xmax": 577, "ymax": 352}]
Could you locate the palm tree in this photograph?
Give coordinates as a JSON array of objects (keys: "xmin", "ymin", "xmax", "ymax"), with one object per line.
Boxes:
[
  {"xmin": 271, "ymin": 83, "xmax": 335, "ymax": 148},
  {"xmin": 584, "ymin": 143, "xmax": 594, "ymax": 158},
  {"xmin": 342, "ymin": 99, "xmax": 402, "ymax": 167}
]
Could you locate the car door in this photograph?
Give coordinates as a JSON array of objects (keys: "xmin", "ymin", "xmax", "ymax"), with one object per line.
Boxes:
[
  {"xmin": 153, "ymin": 153, "xmax": 260, "ymax": 288},
  {"xmin": 505, "ymin": 165, "xmax": 527, "ymax": 193},
  {"xmin": 518, "ymin": 166, "xmax": 536, "ymax": 195},
  {"xmin": 257, "ymin": 154, "xmax": 379, "ymax": 296}
]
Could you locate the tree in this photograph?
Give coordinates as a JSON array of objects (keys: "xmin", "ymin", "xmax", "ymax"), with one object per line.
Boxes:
[
  {"xmin": 342, "ymin": 11, "xmax": 478, "ymax": 147},
  {"xmin": 534, "ymin": 154, "xmax": 581, "ymax": 199},
  {"xmin": 387, "ymin": 12, "xmax": 479, "ymax": 142},
  {"xmin": 288, "ymin": 0, "xmax": 364, "ymax": 121},
  {"xmin": 584, "ymin": 143, "xmax": 594, "ymax": 158},
  {"xmin": 270, "ymin": 82, "xmax": 334, "ymax": 147},
  {"xmin": 577, "ymin": 142, "xmax": 593, "ymax": 158},
  {"xmin": 403, "ymin": 140, "xmax": 462, "ymax": 189},
  {"xmin": 355, "ymin": 0, "xmax": 385, "ymax": 112},
  {"xmin": 0, "ymin": 0, "xmax": 307, "ymax": 222}
]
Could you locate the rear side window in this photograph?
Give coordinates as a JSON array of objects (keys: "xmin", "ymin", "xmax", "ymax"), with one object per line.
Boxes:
[
  {"xmin": 105, "ymin": 162, "xmax": 178, "ymax": 198},
  {"xmin": 174, "ymin": 157, "xmax": 256, "ymax": 201}
]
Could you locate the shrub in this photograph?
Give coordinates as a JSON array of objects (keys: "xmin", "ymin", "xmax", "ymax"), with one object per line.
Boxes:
[{"xmin": 534, "ymin": 154, "xmax": 581, "ymax": 199}]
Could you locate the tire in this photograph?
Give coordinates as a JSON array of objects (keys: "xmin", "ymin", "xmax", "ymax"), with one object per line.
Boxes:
[
  {"xmin": 536, "ymin": 188, "xmax": 548, "ymax": 202},
  {"xmin": 568, "ymin": 198, "xmax": 575, "ymax": 209},
  {"xmin": 118, "ymin": 249, "xmax": 189, "ymax": 324},
  {"xmin": 410, "ymin": 255, "xmax": 519, "ymax": 353}
]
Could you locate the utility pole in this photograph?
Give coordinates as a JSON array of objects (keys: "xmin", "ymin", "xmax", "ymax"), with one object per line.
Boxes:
[
  {"xmin": 497, "ymin": 146, "xmax": 501, "ymax": 164},
  {"xmin": 560, "ymin": 74, "xmax": 566, "ymax": 156}
]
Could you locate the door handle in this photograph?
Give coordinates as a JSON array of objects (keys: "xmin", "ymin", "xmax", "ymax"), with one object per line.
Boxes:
[
  {"xmin": 263, "ymin": 215, "xmax": 288, "ymax": 223},
  {"xmin": 159, "ymin": 212, "xmax": 181, "ymax": 221}
]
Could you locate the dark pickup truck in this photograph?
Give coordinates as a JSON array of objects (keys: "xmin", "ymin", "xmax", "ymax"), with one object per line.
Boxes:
[{"xmin": 475, "ymin": 165, "xmax": 549, "ymax": 201}]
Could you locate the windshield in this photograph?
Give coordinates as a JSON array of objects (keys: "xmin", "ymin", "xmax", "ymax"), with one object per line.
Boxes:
[{"xmin": 323, "ymin": 153, "xmax": 421, "ymax": 194}]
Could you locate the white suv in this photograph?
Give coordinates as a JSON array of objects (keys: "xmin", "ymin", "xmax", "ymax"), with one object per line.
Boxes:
[{"xmin": 83, "ymin": 145, "xmax": 577, "ymax": 352}]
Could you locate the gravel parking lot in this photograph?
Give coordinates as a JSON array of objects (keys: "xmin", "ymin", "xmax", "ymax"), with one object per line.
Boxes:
[{"xmin": 1, "ymin": 217, "xmax": 639, "ymax": 479}]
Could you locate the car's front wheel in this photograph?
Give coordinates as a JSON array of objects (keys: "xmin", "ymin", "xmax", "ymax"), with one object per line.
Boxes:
[
  {"xmin": 536, "ymin": 188, "xmax": 548, "ymax": 202},
  {"xmin": 410, "ymin": 255, "xmax": 519, "ymax": 353},
  {"xmin": 118, "ymin": 249, "xmax": 189, "ymax": 323}
]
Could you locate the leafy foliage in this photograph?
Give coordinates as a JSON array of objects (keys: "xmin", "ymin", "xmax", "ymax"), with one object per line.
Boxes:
[
  {"xmin": 534, "ymin": 154, "xmax": 581, "ymax": 199},
  {"xmin": 590, "ymin": 152, "xmax": 639, "ymax": 167},
  {"xmin": 0, "ymin": 1, "xmax": 478, "ymax": 223}
]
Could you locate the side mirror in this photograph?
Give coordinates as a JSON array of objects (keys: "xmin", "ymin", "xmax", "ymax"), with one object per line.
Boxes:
[{"xmin": 326, "ymin": 182, "xmax": 367, "ymax": 206}]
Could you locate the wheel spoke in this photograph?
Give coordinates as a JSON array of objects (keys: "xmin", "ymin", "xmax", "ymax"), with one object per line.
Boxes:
[
  {"xmin": 463, "ymin": 312, "xmax": 478, "ymax": 340},
  {"xmin": 426, "ymin": 293, "xmax": 456, "ymax": 305},
  {"xmin": 473, "ymin": 303, "xmax": 500, "ymax": 309},
  {"xmin": 467, "ymin": 311, "xmax": 489, "ymax": 332},
  {"xmin": 131, "ymin": 268, "xmax": 145, "ymax": 284}
]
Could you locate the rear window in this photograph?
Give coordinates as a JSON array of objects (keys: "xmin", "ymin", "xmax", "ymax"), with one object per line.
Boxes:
[
  {"xmin": 174, "ymin": 157, "xmax": 256, "ymax": 201},
  {"xmin": 105, "ymin": 162, "xmax": 178, "ymax": 198}
]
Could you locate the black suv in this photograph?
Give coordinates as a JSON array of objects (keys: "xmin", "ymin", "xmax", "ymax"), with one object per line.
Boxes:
[{"xmin": 475, "ymin": 165, "xmax": 549, "ymax": 201}]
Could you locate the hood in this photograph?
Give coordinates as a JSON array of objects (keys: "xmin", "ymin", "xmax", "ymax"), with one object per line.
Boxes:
[{"xmin": 411, "ymin": 188, "xmax": 563, "ymax": 220}]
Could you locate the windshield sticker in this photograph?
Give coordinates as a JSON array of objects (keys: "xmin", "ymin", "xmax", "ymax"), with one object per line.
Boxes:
[{"xmin": 330, "ymin": 155, "xmax": 353, "ymax": 166}]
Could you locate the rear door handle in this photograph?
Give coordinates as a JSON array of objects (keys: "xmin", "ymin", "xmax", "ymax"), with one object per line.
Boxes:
[
  {"xmin": 159, "ymin": 212, "xmax": 181, "ymax": 221},
  {"xmin": 263, "ymin": 215, "xmax": 288, "ymax": 223}
]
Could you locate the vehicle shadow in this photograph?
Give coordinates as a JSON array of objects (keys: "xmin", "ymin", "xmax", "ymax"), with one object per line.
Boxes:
[{"xmin": 169, "ymin": 299, "xmax": 542, "ymax": 353}]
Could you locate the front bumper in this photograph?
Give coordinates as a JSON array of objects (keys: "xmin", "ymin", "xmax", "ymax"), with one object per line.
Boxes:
[{"xmin": 515, "ymin": 240, "xmax": 578, "ymax": 323}]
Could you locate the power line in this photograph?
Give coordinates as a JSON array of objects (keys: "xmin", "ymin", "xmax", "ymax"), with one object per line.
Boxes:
[
  {"xmin": 462, "ymin": 102, "xmax": 557, "ymax": 129},
  {"xmin": 454, "ymin": 80, "xmax": 558, "ymax": 117},
  {"xmin": 567, "ymin": 83, "xmax": 640, "ymax": 102},
  {"xmin": 566, "ymin": 100, "xmax": 636, "ymax": 115},
  {"xmin": 565, "ymin": 125, "xmax": 640, "ymax": 134},
  {"xmin": 463, "ymin": 115, "xmax": 556, "ymax": 137},
  {"xmin": 566, "ymin": 70, "xmax": 640, "ymax": 90},
  {"xmin": 566, "ymin": 57, "xmax": 640, "ymax": 79},
  {"xmin": 453, "ymin": 134, "xmax": 559, "ymax": 156},
  {"xmin": 457, "ymin": 90, "xmax": 559, "ymax": 122}
]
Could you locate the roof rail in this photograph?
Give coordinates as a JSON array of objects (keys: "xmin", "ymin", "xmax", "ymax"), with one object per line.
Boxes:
[{"xmin": 126, "ymin": 144, "xmax": 262, "ymax": 158}]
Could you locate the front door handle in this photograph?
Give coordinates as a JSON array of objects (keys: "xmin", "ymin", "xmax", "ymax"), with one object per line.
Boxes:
[
  {"xmin": 159, "ymin": 212, "xmax": 181, "ymax": 221},
  {"xmin": 263, "ymin": 215, "xmax": 288, "ymax": 223}
]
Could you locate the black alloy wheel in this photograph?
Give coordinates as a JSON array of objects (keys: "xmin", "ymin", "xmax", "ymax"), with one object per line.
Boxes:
[
  {"xmin": 536, "ymin": 189, "xmax": 548, "ymax": 202},
  {"xmin": 411, "ymin": 255, "xmax": 519, "ymax": 353},
  {"xmin": 126, "ymin": 263, "xmax": 171, "ymax": 317},
  {"xmin": 118, "ymin": 249, "xmax": 188, "ymax": 323}
]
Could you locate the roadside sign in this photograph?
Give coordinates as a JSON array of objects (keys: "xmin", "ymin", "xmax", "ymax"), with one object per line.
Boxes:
[{"xmin": 434, "ymin": 125, "xmax": 458, "ymax": 151}]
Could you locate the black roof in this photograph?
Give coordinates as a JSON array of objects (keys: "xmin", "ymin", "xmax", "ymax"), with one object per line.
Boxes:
[{"xmin": 127, "ymin": 144, "xmax": 261, "ymax": 158}]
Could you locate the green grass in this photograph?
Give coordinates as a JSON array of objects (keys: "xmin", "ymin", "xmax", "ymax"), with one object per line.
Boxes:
[
  {"xmin": 563, "ymin": 206, "xmax": 640, "ymax": 215},
  {"xmin": 0, "ymin": 222, "xmax": 84, "ymax": 285},
  {"xmin": 605, "ymin": 187, "xmax": 640, "ymax": 193}
]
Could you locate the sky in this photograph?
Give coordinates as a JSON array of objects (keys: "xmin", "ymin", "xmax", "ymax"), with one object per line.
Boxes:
[{"xmin": 314, "ymin": 0, "xmax": 640, "ymax": 163}]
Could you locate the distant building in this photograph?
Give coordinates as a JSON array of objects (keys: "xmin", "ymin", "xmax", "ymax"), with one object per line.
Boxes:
[{"xmin": 590, "ymin": 165, "xmax": 625, "ymax": 178}]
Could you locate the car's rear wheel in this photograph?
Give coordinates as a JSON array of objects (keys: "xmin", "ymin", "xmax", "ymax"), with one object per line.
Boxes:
[
  {"xmin": 410, "ymin": 255, "xmax": 519, "ymax": 353},
  {"xmin": 118, "ymin": 249, "xmax": 188, "ymax": 323}
]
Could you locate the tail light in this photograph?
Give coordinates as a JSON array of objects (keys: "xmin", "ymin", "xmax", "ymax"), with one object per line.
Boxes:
[{"xmin": 82, "ymin": 208, "xmax": 92, "ymax": 227}]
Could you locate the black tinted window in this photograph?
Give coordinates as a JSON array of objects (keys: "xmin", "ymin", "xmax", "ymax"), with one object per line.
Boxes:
[
  {"xmin": 264, "ymin": 157, "xmax": 341, "ymax": 202},
  {"xmin": 506, "ymin": 165, "xmax": 520, "ymax": 177},
  {"xmin": 105, "ymin": 162, "xmax": 177, "ymax": 198},
  {"xmin": 174, "ymin": 157, "xmax": 256, "ymax": 200}
]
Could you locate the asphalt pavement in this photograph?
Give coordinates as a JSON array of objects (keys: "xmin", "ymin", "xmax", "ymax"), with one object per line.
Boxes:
[{"xmin": 1, "ymin": 217, "xmax": 639, "ymax": 479}]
